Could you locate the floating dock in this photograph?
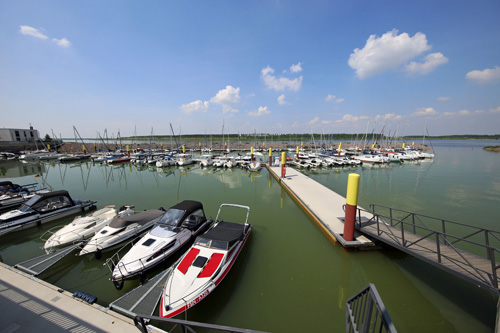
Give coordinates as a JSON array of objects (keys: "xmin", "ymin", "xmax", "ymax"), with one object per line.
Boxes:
[
  {"xmin": 0, "ymin": 262, "xmax": 162, "ymax": 332},
  {"xmin": 266, "ymin": 165, "xmax": 376, "ymax": 248}
]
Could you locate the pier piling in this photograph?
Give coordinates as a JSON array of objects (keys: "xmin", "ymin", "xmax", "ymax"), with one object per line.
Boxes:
[{"xmin": 343, "ymin": 173, "xmax": 360, "ymax": 241}]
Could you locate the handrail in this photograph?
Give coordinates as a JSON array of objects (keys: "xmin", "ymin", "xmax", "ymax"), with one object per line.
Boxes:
[
  {"xmin": 346, "ymin": 283, "xmax": 397, "ymax": 333},
  {"xmin": 354, "ymin": 204, "xmax": 500, "ymax": 290},
  {"xmin": 133, "ymin": 313, "xmax": 269, "ymax": 333}
]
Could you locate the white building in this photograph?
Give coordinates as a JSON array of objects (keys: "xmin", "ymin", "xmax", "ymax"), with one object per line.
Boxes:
[{"xmin": 0, "ymin": 126, "xmax": 40, "ymax": 143}]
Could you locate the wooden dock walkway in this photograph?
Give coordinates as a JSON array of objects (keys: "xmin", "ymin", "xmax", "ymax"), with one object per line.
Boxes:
[{"xmin": 265, "ymin": 165, "xmax": 375, "ymax": 248}]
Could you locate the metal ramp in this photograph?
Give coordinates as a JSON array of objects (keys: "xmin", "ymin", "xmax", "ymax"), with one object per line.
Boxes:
[
  {"xmin": 355, "ymin": 204, "xmax": 500, "ymax": 294},
  {"xmin": 109, "ymin": 266, "xmax": 173, "ymax": 318},
  {"xmin": 15, "ymin": 242, "xmax": 83, "ymax": 276}
]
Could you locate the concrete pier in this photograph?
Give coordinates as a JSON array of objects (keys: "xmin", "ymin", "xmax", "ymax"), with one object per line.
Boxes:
[
  {"xmin": 266, "ymin": 165, "xmax": 376, "ymax": 248},
  {"xmin": 0, "ymin": 262, "xmax": 162, "ymax": 332}
]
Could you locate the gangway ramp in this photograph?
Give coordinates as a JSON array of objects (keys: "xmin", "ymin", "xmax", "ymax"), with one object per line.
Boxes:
[
  {"xmin": 356, "ymin": 204, "xmax": 500, "ymax": 294},
  {"xmin": 15, "ymin": 242, "xmax": 84, "ymax": 276},
  {"xmin": 110, "ymin": 266, "xmax": 173, "ymax": 318}
]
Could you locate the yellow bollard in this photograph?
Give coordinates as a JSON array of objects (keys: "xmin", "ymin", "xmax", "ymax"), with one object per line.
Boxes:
[
  {"xmin": 47, "ymin": 144, "xmax": 51, "ymax": 151},
  {"xmin": 281, "ymin": 152, "xmax": 286, "ymax": 178},
  {"xmin": 182, "ymin": 145, "xmax": 185, "ymax": 153},
  {"xmin": 251, "ymin": 147, "xmax": 254, "ymax": 162},
  {"xmin": 296, "ymin": 146, "xmax": 299, "ymax": 160},
  {"xmin": 343, "ymin": 173, "xmax": 360, "ymax": 241},
  {"xmin": 268, "ymin": 148, "xmax": 272, "ymax": 166},
  {"xmin": 338, "ymin": 142, "xmax": 342, "ymax": 156}
]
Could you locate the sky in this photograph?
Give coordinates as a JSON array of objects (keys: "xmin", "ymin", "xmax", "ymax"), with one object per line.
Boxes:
[{"xmin": 1, "ymin": 0, "xmax": 499, "ymax": 138}]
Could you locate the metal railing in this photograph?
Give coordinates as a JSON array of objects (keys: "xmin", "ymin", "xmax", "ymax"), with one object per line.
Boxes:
[
  {"xmin": 353, "ymin": 204, "xmax": 500, "ymax": 291},
  {"xmin": 133, "ymin": 314, "xmax": 269, "ymax": 333},
  {"xmin": 346, "ymin": 283, "xmax": 397, "ymax": 333}
]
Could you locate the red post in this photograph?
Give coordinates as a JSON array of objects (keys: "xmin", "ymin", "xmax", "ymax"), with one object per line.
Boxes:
[{"xmin": 343, "ymin": 173, "xmax": 360, "ymax": 241}]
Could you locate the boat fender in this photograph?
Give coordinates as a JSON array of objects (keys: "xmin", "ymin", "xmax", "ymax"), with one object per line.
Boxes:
[
  {"xmin": 113, "ymin": 280, "xmax": 124, "ymax": 290},
  {"xmin": 72, "ymin": 291, "xmax": 97, "ymax": 305},
  {"xmin": 95, "ymin": 249, "xmax": 102, "ymax": 260},
  {"xmin": 158, "ymin": 207, "xmax": 166, "ymax": 212}
]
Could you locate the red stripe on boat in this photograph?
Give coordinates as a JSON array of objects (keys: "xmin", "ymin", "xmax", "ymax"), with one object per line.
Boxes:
[
  {"xmin": 198, "ymin": 253, "xmax": 224, "ymax": 278},
  {"xmin": 177, "ymin": 248, "xmax": 200, "ymax": 274}
]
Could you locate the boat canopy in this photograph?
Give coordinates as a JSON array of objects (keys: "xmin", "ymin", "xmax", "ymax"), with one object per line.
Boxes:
[
  {"xmin": 158, "ymin": 200, "xmax": 206, "ymax": 228},
  {"xmin": 24, "ymin": 190, "xmax": 75, "ymax": 207},
  {"xmin": 200, "ymin": 221, "xmax": 246, "ymax": 247},
  {"xmin": 109, "ymin": 209, "xmax": 165, "ymax": 228}
]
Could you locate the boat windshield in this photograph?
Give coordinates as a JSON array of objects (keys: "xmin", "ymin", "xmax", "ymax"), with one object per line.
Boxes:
[
  {"xmin": 195, "ymin": 237, "xmax": 228, "ymax": 250},
  {"xmin": 23, "ymin": 194, "xmax": 42, "ymax": 207},
  {"xmin": 156, "ymin": 208, "xmax": 184, "ymax": 229}
]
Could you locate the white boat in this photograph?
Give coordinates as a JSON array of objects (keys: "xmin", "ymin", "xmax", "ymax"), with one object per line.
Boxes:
[
  {"xmin": 199, "ymin": 154, "xmax": 214, "ymax": 167},
  {"xmin": 175, "ymin": 153, "xmax": 194, "ymax": 166},
  {"xmin": 0, "ymin": 181, "xmax": 47, "ymax": 213},
  {"xmin": 0, "ymin": 190, "xmax": 96, "ymax": 236},
  {"xmin": 43, "ymin": 205, "xmax": 135, "ymax": 252},
  {"xmin": 246, "ymin": 161, "xmax": 262, "ymax": 172},
  {"xmin": 160, "ymin": 204, "xmax": 252, "ymax": 318},
  {"xmin": 354, "ymin": 154, "xmax": 384, "ymax": 164},
  {"xmin": 156, "ymin": 156, "xmax": 175, "ymax": 167},
  {"xmin": 79, "ymin": 209, "xmax": 166, "ymax": 258},
  {"xmin": 108, "ymin": 200, "xmax": 212, "ymax": 286}
]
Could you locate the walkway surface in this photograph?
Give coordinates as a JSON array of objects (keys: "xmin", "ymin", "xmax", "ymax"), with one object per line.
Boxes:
[
  {"xmin": 0, "ymin": 262, "xmax": 161, "ymax": 332},
  {"xmin": 266, "ymin": 165, "xmax": 375, "ymax": 247}
]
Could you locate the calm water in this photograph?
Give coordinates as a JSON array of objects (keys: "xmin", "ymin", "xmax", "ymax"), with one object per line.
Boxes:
[{"xmin": 1, "ymin": 140, "xmax": 499, "ymax": 332}]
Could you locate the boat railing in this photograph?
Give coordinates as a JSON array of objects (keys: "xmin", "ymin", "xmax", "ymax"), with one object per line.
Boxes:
[
  {"xmin": 346, "ymin": 283, "xmax": 397, "ymax": 333},
  {"xmin": 104, "ymin": 237, "xmax": 143, "ymax": 276},
  {"xmin": 133, "ymin": 313, "xmax": 269, "ymax": 333},
  {"xmin": 352, "ymin": 204, "xmax": 500, "ymax": 291}
]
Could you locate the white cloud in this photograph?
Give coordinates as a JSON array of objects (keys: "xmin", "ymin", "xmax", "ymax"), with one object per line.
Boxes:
[
  {"xmin": 335, "ymin": 114, "xmax": 370, "ymax": 123},
  {"xmin": 458, "ymin": 109, "xmax": 471, "ymax": 115},
  {"xmin": 180, "ymin": 100, "xmax": 209, "ymax": 114},
  {"xmin": 325, "ymin": 94, "xmax": 344, "ymax": 103},
  {"xmin": 438, "ymin": 96, "xmax": 451, "ymax": 101},
  {"xmin": 490, "ymin": 106, "xmax": 500, "ymax": 113},
  {"xmin": 325, "ymin": 94, "xmax": 335, "ymax": 102},
  {"xmin": 405, "ymin": 52, "xmax": 448, "ymax": 75},
  {"xmin": 290, "ymin": 62, "xmax": 303, "ymax": 73},
  {"xmin": 19, "ymin": 25, "xmax": 48, "ymax": 40},
  {"xmin": 248, "ymin": 106, "xmax": 271, "ymax": 117},
  {"xmin": 261, "ymin": 66, "xmax": 303, "ymax": 92},
  {"xmin": 222, "ymin": 105, "xmax": 239, "ymax": 114},
  {"xmin": 277, "ymin": 94, "xmax": 287, "ymax": 105},
  {"xmin": 20, "ymin": 25, "xmax": 71, "ymax": 47},
  {"xmin": 321, "ymin": 120, "xmax": 333, "ymax": 125},
  {"xmin": 210, "ymin": 85, "xmax": 240, "ymax": 105},
  {"xmin": 375, "ymin": 113, "xmax": 402, "ymax": 121},
  {"xmin": 348, "ymin": 29, "xmax": 433, "ymax": 79},
  {"xmin": 308, "ymin": 116, "xmax": 320, "ymax": 125},
  {"xmin": 53, "ymin": 37, "xmax": 71, "ymax": 48},
  {"xmin": 466, "ymin": 66, "xmax": 500, "ymax": 84},
  {"xmin": 414, "ymin": 107, "xmax": 438, "ymax": 116}
]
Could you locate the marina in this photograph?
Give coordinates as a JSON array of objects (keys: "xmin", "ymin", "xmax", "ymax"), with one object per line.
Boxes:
[{"xmin": 0, "ymin": 139, "xmax": 499, "ymax": 332}]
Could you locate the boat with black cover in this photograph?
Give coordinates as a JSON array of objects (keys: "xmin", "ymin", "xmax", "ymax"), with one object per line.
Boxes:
[
  {"xmin": 107, "ymin": 200, "xmax": 212, "ymax": 288},
  {"xmin": 79, "ymin": 208, "xmax": 166, "ymax": 258},
  {"xmin": 0, "ymin": 190, "xmax": 96, "ymax": 236}
]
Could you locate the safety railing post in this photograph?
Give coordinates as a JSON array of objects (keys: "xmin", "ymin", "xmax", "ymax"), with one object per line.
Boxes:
[{"xmin": 436, "ymin": 232, "xmax": 442, "ymax": 263}]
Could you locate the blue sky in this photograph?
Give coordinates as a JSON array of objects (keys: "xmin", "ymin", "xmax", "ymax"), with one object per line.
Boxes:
[{"xmin": 1, "ymin": 0, "xmax": 499, "ymax": 138}]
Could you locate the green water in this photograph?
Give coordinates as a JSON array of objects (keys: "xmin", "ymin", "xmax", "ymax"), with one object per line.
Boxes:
[{"xmin": 0, "ymin": 140, "xmax": 499, "ymax": 332}]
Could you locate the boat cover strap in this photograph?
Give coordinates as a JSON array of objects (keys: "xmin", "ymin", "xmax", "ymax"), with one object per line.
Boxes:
[
  {"xmin": 177, "ymin": 248, "xmax": 200, "ymax": 274},
  {"xmin": 198, "ymin": 253, "xmax": 224, "ymax": 278}
]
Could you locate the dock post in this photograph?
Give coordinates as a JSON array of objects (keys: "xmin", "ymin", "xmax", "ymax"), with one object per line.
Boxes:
[
  {"xmin": 251, "ymin": 147, "xmax": 254, "ymax": 162},
  {"xmin": 126, "ymin": 145, "xmax": 130, "ymax": 157},
  {"xmin": 269, "ymin": 148, "xmax": 272, "ymax": 166},
  {"xmin": 281, "ymin": 152, "xmax": 286, "ymax": 178},
  {"xmin": 199, "ymin": 142, "xmax": 201, "ymax": 155},
  {"xmin": 344, "ymin": 173, "xmax": 360, "ymax": 241},
  {"xmin": 296, "ymin": 146, "xmax": 299, "ymax": 160},
  {"xmin": 338, "ymin": 142, "xmax": 342, "ymax": 156},
  {"xmin": 182, "ymin": 145, "xmax": 185, "ymax": 153},
  {"xmin": 83, "ymin": 144, "xmax": 87, "ymax": 155}
]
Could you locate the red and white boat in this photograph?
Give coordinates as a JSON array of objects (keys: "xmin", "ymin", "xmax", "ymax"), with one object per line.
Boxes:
[{"xmin": 159, "ymin": 203, "xmax": 252, "ymax": 318}]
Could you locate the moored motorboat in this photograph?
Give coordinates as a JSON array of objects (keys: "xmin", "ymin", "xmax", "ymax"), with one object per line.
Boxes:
[
  {"xmin": 246, "ymin": 161, "xmax": 262, "ymax": 172},
  {"xmin": 79, "ymin": 208, "xmax": 166, "ymax": 258},
  {"xmin": 0, "ymin": 190, "xmax": 96, "ymax": 236},
  {"xmin": 0, "ymin": 181, "xmax": 47, "ymax": 213},
  {"xmin": 43, "ymin": 205, "xmax": 135, "ymax": 252},
  {"xmin": 160, "ymin": 203, "xmax": 252, "ymax": 318},
  {"xmin": 108, "ymin": 200, "xmax": 212, "ymax": 286}
]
